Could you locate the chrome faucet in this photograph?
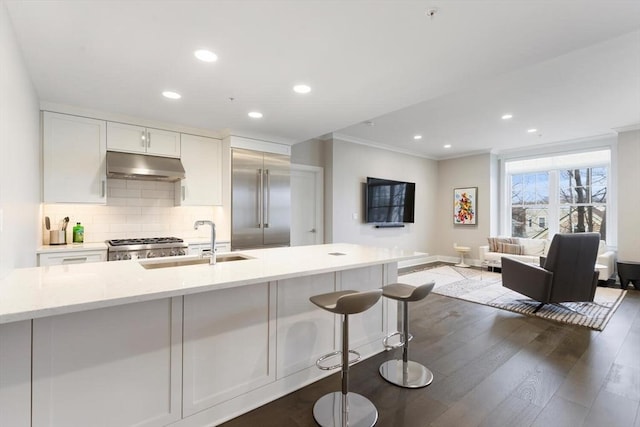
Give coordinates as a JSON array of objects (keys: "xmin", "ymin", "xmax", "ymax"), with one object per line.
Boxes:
[{"xmin": 194, "ymin": 220, "xmax": 216, "ymax": 265}]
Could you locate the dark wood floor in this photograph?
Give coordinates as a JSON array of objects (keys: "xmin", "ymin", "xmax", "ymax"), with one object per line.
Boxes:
[{"xmin": 221, "ymin": 270, "xmax": 640, "ymax": 427}]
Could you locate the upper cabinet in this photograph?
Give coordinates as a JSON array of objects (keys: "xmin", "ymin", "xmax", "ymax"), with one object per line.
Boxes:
[
  {"xmin": 106, "ymin": 122, "xmax": 180, "ymax": 158},
  {"xmin": 43, "ymin": 112, "xmax": 107, "ymax": 204},
  {"xmin": 176, "ymin": 134, "xmax": 222, "ymax": 206}
]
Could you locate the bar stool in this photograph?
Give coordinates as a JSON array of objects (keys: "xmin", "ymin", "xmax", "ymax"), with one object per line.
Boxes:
[
  {"xmin": 379, "ymin": 281, "xmax": 435, "ymax": 388},
  {"xmin": 310, "ymin": 289, "xmax": 382, "ymax": 427}
]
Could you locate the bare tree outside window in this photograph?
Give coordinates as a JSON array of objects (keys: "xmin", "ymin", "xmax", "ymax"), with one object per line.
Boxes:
[{"xmin": 559, "ymin": 167, "xmax": 607, "ymax": 239}]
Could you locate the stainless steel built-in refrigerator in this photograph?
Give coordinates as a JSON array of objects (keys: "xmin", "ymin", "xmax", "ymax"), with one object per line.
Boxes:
[{"xmin": 231, "ymin": 148, "xmax": 290, "ymax": 250}]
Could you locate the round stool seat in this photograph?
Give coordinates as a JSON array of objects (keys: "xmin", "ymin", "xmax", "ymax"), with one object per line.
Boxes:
[
  {"xmin": 382, "ymin": 282, "xmax": 435, "ymax": 302},
  {"xmin": 310, "ymin": 289, "xmax": 382, "ymax": 315}
]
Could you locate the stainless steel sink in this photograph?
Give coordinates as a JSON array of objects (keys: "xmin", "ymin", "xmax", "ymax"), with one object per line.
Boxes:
[{"xmin": 139, "ymin": 254, "xmax": 253, "ymax": 269}]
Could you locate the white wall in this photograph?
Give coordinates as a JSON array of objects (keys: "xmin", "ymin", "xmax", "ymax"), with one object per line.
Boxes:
[
  {"xmin": 0, "ymin": 1, "xmax": 40, "ymax": 278},
  {"xmin": 327, "ymin": 138, "xmax": 437, "ymax": 254},
  {"xmin": 617, "ymin": 129, "xmax": 640, "ymax": 262},
  {"xmin": 291, "ymin": 138, "xmax": 325, "ymax": 168},
  {"xmin": 436, "ymin": 154, "xmax": 492, "ymax": 262}
]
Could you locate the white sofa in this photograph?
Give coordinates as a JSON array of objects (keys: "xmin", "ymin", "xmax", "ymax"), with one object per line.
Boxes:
[{"xmin": 479, "ymin": 237, "xmax": 616, "ymax": 281}]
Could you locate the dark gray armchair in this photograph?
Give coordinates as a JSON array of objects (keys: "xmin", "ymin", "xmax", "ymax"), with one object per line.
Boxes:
[{"xmin": 501, "ymin": 233, "xmax": 600, "ymax": 313}]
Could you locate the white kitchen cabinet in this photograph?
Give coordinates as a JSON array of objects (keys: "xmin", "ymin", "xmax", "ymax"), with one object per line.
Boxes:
[
  {"xmin": 276, "ymin": 272, "xmax": 336, "ymax": 378},
  {"xmin": 182, "ymin": 282, "xmax": 276, "ymax": 417},
  {"xmin": 37, "ymin": 249, "xmax": 107, "ymax": 266},
  {"xmin": 107, "ymin": 121, "xmax": 180, "ymax": 157},
  {"xmin": 32, "ymin": 297, "xmax": 182, "ymax": 427},
  {"xmin": 43, "ymin": 112, "xmax": 107, "ymax": 204},
  {"xmin": 275, "ymin": 266, "xmax": 385, "ymax": 380},
  {"xmin": 0, "ymin": 321, "xmax": 31, "ymax": 427},
  {"xmin": 176, "ymin": 134, "xmax": 222, "ymax": 206}
]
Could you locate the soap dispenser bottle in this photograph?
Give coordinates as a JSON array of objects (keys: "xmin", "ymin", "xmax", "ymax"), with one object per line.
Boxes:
[{"xmin": 72, "ymin": 222, "xmax": 84, "ymax": 243}]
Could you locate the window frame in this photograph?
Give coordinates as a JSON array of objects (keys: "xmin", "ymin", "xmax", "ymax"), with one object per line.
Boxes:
[{"xmin": 498, "ymin": 139, "xmax": 617, "ymax": 246}]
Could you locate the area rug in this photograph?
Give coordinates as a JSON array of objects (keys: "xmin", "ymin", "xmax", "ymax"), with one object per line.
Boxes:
[{"xmin": 400, "ymin": 265, "xmax": 626, "ymax": 331}]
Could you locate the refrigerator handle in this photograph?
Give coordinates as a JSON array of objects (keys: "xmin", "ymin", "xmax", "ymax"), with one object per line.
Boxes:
[
  {"xmin": 264, "ymin": 169, "xmax": 270, "ymax": 228},
  {"xmin": 257, "ymin": 169, "xmax": 263, "ymax": 228}
]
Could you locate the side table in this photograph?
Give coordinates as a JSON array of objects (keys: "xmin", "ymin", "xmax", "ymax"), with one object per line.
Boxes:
[{"xmin": 617, "ymin": 261, "xmax": 640, "ymax": 290}]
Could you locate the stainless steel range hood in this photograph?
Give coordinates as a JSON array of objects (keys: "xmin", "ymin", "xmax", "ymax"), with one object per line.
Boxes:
[{"xmin": 106, "ymin": 151, "xmax": 185, "ymax": 182}]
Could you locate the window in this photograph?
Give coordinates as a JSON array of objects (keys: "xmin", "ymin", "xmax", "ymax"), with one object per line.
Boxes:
[{"xmin": 504, "ymin": 149, "xmax": 610, "ymax": 241}]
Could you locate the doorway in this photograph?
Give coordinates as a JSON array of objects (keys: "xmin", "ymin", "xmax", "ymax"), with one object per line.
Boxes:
[{"xmin": 290, "ymin": 164, "xmax": 323, "ymax": 246}]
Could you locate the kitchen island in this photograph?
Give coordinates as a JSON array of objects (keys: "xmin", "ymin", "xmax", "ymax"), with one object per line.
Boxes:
[{"xmin": 0, "ymin": 243, "xmax": 424, "ymax": 427}]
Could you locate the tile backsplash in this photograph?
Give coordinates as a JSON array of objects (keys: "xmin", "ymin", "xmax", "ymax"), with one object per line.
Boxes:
[{"xmin": 42, "ymin": 179, "xmax": 228, "ymax": 245}]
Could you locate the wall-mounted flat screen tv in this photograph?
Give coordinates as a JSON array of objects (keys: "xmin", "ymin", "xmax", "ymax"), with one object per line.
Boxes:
[{"xmin": 365, "ymin": 177, "xmax": 415, "ymax": 224}]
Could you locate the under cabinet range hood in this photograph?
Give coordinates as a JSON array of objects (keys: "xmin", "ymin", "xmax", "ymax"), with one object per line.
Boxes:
[{"xmin": 106, "ymin": 151, "xmax": 185, "ymax": 182}]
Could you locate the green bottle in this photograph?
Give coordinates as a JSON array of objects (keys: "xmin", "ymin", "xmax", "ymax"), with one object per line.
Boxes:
[{"xmin": 72, "ymin": 222, "xmax": 84, "ymax": 243}]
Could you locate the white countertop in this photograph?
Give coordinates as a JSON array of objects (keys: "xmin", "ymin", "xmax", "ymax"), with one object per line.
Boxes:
[
  {"xmin": 36, "ymin": 242, "xmax": 108, "ymax": 254},
  {"xmin": 1, "ymin": 244, "xmax": 424, "ymax": 325}
]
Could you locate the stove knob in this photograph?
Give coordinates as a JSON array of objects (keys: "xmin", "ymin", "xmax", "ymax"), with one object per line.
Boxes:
[
  {"xmin": 170, "ymin": 250, "xmax": 177, "ymax": 256},
  {"xmin": 114, "ymin": 254, "xmax": 121, "ymax": 261},
  {"xmin": 147, "ymin": 252, "xmax": 156, "ymax": 258},
  {"xmin": 122, "ymin": 253, "xmax": 132, "ymax": 260},
  {"xmin": 178, "ymin": 249, "xmax": 186, "ymax": 256},
  {"xmin": 160, "ymin": 252, "xmax": 166, "ymax": 257}
]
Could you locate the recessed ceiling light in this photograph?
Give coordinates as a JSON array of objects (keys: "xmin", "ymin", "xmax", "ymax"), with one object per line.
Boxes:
[
  {"xmin": 194, "ymin": 49, "xmax": 218, "ymax": 62},
  {"xmin": 527, "ymin": 128, "xmax": 538, "ymax": 133},
  {"xmin": 248, "ymin": 111, "xmax": 263, "ymax": 119},
  {"xmin": 444, "ymin": 144, "xmax": 452, "ymax": 149},
  {"xmin": 162, "ymin": 91, "xmax": 181, "ymax": 99},
  {"xmin": 413, "ymin": 135, "xmax": 422, "ymax": 140},
  {"xmin": 293, "ymin": 84, "xmax": 311, "ymax": 94},
  {"xmin": 501, "ymin": 114, "xmax": 513, "ymax": 120}
]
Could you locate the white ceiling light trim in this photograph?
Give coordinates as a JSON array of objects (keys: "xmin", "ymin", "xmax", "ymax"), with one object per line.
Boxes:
[
  {"xmin": 527, "ymin": 128, "xmax": 538, "ymax": 133},
  {"xmin": 293, "ymin": 84, "xmax": 311, "ymax": 94},
  {"xmin": 444, "ymin": 144, "xmax": 452, "ymax": 148},
  {"xmin": 413, "ymin": 135, "xmax": 422, "ymax": 140},
  {"xmin": 194, "ymin": 49, "xmax": 218, "ymax": 62},
  {"xmin": 248, "ymin": 111, "xmax": 263, "ymax": 119},
  {"xmin": 501, "ymin": 114, "xmax": 513, "ymax": 120},
  {"xmin": 162, "ymin": 91, "xmax": 181, "ymax": 99}
]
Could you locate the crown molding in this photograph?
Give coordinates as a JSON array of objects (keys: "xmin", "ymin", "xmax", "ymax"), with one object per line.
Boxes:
[
  {"xmin": 330, "ymin": 133, "xmax": 437, "ymax": 160},
  {"xmin": 613, "ymin": 123, "xmax": 640, "ymax": 133}
]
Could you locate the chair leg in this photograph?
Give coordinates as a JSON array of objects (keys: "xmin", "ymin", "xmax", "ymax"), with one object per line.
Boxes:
[
  {"xmin": 379, "ymin": 301, "xmax": 433, "ymax": 388},
  {"xmin": 533, "ymin": 302, "xmax": 545, "ymax": 313},
  {"xmin": 313, "ymin": 314, "xmax": 378, "ymax": 427}
]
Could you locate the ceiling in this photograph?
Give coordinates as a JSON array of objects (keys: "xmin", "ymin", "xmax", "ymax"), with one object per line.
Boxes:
[{"xmin": 6, "ymin": 1, "xmax": 640, "ymax": 159}]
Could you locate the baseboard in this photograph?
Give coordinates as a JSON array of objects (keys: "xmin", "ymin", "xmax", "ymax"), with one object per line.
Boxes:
[{"xmin": 398, "ymin": 255, "xmax": 436, "ymax": 268}]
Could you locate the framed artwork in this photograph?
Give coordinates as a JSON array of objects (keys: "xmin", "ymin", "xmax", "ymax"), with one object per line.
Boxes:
[{"xmin": 453, "ymin": 187, "xmax": 477, "ymax": 225}]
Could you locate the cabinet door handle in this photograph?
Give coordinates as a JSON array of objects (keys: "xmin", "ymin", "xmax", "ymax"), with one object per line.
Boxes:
[
  {"xmin": 264, "ymin": 169, "xmax": 270, "ymax": 228},
  {"xmin": 101, "ymin": 180, "xmax": 106, "ymax": 198},
  {"xmin": 181, "ymin": 185, "xmax": 186, "ymax": 201},
  {"xmin": 141, "ymin": 131, "xmax": 146, "ymax": 147},
  {"xmin": 61, "ymin": 257, "xmax": 88, "ymax": 264},
  {"xmin": 257, "ymin": 169, "xmax": 263, "ymax": 228},
  {"xmin": 147, "ymin": 131, "xmax": 151, "ymax": 148}
]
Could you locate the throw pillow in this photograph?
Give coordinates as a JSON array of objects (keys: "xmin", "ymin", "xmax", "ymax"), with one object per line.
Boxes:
[
  {"xmin": 488, "ymin": 237, "xmax": 519, "ymax": 252},
  {"xmin": 497, "ymin": 242, "xmax": 524, "ymax": 255}
]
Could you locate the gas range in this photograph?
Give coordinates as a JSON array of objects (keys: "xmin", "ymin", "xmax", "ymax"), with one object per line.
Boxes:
[{"xmin": 106, "ymin": 237, "xmax": 188, "ymax": 261}]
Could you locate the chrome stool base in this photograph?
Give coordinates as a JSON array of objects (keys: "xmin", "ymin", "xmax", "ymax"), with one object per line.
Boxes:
[
  {"xmin": 313, "ymin": 392, "xmax": 378, "ymax": 427},
  {"xmin": 379, "ymin": 359, "xmax": 433, "ymax": 389}
]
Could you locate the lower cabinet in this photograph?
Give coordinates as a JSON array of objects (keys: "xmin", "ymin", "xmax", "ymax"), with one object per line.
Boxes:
[
  {"xmin": 31, "ymin": 298, "xmax": 182, "ymax": 427},
  {"xmin": 37, "ymin": 249, "xmax": 107, "ymax": 266},
  {"xmin": 276, "ymin": 272, "xmax": 336, "ymax": 378},
  {"xmin": 182, "ymin": 282, "xmax": 276, "ymax": 417},
  {"xmin": 276, "ymin": 266, "xmax": 385, "ymax": 379}
]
